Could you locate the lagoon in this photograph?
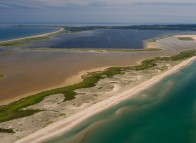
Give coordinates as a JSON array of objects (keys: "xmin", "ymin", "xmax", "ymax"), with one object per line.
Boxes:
[{"xmin": 30, "ymin": 29, "xmax": 195, "ymax": 49}]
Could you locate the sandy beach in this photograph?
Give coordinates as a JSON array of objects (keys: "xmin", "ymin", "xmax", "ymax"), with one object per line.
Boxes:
[
  {"xmin": 14, "ymin": 56, "xmax": 196, "ymax": 143},
  {"xmin": 0, "ymin": 28, "xmax": 64, "ymax": 44}
]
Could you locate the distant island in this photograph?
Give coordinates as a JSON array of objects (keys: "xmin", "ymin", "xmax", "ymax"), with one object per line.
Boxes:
[{"xmin": 66, "ymin": 24, "xmax": 196, "ymax": 32}]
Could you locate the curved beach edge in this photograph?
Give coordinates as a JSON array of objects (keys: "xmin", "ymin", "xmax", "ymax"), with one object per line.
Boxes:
[
  {"xmin": 14, "ymin": 56, "xmax": 196, "ymax": 143},
  {"xmin": 0, "ymin": 28, "xmax": 65, "ymax": 44}
]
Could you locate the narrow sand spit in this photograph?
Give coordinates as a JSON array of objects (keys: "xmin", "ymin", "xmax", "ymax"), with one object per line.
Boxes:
[
  {"xmin": 0, "ymin": 28, "xmax": 64, "ymax": 44},
  {"xmin": 14, "ymin": 56, "xmax": 196, "ymax": 143}
]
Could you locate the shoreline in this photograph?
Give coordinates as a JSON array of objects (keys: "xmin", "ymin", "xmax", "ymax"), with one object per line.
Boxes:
[
  {"xmin": 0, "ymin": 28, "xmax": 64, "ymax": 44},
  {"xmin": 14, "ymin": 56, "xmax": 196, "ymax": 143},
  {"xmin": 0, "ymin": 66, "xmax": 108, "ymax": 105}
]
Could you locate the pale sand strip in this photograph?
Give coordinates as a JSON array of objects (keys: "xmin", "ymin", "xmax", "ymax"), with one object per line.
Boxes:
[
  {"xmin": 15, "ymin": 57, "xmax": 196, "ymax": 143},
  {"xmin": 0, "ymin": 28, "xmax": 64, "ymax": 44}
]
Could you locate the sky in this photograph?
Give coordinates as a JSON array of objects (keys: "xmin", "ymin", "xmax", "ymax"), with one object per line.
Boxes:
[{"xmin": 0, "ymin": 0, "xmax": 196, "ymax": 24}]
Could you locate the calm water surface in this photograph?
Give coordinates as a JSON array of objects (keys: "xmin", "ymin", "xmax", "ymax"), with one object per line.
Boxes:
[
  {"xmin": 48, "ymin": 61, "xmax": 196, "ymax": 143},
  {"xmin": 29, "ymin": 29, "xmax": 195, "ymax": 49},
  {"xmin": 1, "ymin": 26, "xmax": 195, "ymax": 49}
]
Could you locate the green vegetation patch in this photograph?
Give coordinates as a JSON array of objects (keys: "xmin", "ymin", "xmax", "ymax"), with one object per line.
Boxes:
[
  {"xmin": 68, "ymin": 24, "xmax": 196, "ymax": 32},
  {"xmin": 74, "ymin": 48, "xmax": 162, "ymax": 53},
  {"xmin": 0, "ymin": 128, "xmax": 15, "ymax": 133},
  {"xmin": 0, "ymin": 41, "xmax": 26, "ymax": 47},
  {"xmin": 107, "ymin": 48, "xmax": 162, "ymax": 52},
  {"xmin": 0, "ymin": 74, "xmax": 4, "ymax": 79},
  {"xmin": 0, "ymin": 49, "xmax": 196, "ymax": 123},
  {"xmin": 0, "ymin": 36, "xmax": 50, "ymax": 48},
  {"xmin": 147, "ymin": 35, "xmax": 172, "ymax": 42},
  {"xmin": 178, "ymin": 37, "xmax": 195, "ymax": 41}
]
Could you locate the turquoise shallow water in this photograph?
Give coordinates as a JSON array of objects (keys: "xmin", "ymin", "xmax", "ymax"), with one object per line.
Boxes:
[{"xmin": 48, "ymin": 61, "xmax": 196, "ymax": 143}]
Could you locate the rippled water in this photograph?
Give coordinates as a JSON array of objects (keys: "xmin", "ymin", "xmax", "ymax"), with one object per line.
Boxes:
[{"xmin": 48, "ymin": 61, "xmax": 196, "ymax": 143}]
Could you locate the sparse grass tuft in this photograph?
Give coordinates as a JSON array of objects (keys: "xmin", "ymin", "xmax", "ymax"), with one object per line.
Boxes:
[
  {"xmin": 0, "ymin": 74, "xmax": 4, "ymax": 79},
  {"xmin": 0, "ymin": 128, "xmax": 15, "ymax": 133},
  {"xmin": 178, "ymin": 37, "xmax": 195, "ymax": 41}
]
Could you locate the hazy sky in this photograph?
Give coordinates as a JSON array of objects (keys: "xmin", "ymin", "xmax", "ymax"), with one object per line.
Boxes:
[{"xmin": 1, "ymin": 0, "xmax": 196, "ymax": 24}]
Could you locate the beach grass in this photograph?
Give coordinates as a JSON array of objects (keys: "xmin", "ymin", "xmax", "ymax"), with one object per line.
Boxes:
[
  {"xmin": 0, "ymin": 41, "xmax": 26, "ymax": 47},
  {"xmin": 0, "ymin": 74, "xmax": 4, "ymax": 79},
  {"xmin": 0, "ymin": 36, "xmax": 50, "ymax": 48},
  {"xmin": 147, "ymin": 34, "xmax": 172, "ymax": 42},
  {"xmin": 0, "ymin": 128, "xmax": 15, "ymax": 133},
  {"xmin": 73, "ymin": 48, "xmax": 162, "ymax": 53},
  {"xmin": 0, "ymin": 49, "xmax": 196, "ymax": 125},
  {"xmin": 106, "ymin": 48, "xmax": 162, "ymax": 52},
  {"xmin": 178, "ymin": 37, "xmax": 195, "ymax": 41}
]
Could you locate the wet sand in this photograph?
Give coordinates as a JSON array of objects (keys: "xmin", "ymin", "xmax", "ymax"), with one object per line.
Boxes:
[{"xmin": 0, "ymin": 35, "xmax": 196, "ymax": 104}]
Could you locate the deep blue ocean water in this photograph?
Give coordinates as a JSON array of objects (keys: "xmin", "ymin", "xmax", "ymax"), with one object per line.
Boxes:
[
  {"xmin": 48, "ymin": 61, "xmax": 196, "ymax": 143},
  {"xmin": 0, "ymin": 26, "xmax": 60, "ymax": 42}
]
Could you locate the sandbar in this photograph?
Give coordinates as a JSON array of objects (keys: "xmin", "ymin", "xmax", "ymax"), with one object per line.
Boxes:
[{"xmin": 0, "ymin": 28, "xmax": 64, "ymax": 44}]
